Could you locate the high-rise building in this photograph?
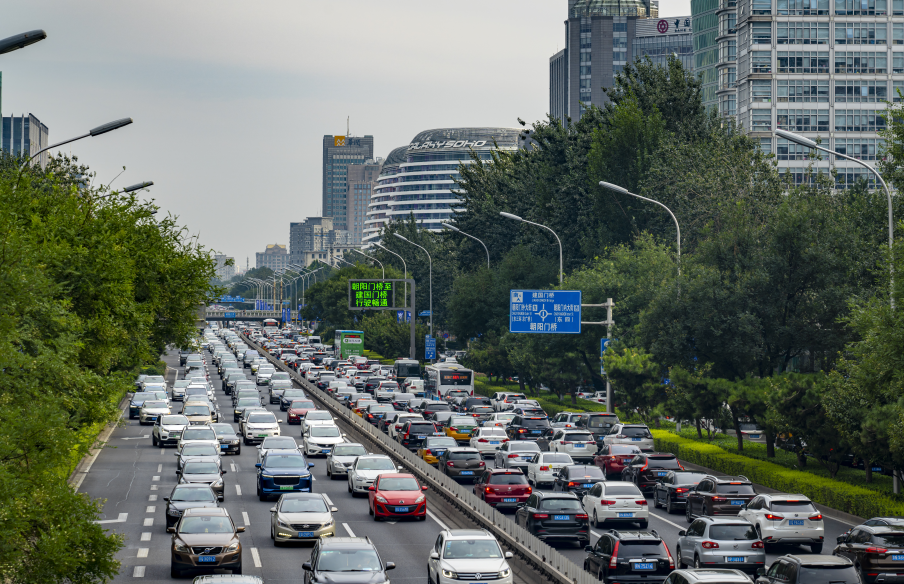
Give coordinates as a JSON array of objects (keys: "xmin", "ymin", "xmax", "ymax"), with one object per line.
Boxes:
[
  {"xmin": 213, "ymin": 254, "xmax": 236, "ymax": 281},
  {"xmin": 362, "ymin": 128, "xmax": 523, "ymax": 242},
  {"xmin": 322, "ymin": 135, "xmax": 374, "ymax": 232},
  {"xmin": 255, "ymin": 244, "xmax": 288, "ymax": 270},
  {"xmin": 693, "ymin": 0, "xmax": 723, "ymax": 110},
  {"xmin": 700, "ymin": 0, "xmax": 902, "ymax": 187},
  {"xmin": 288, "ymin": 216, "xmax": 360, "ymax": 268},
  {"xmin": 347, "ymin": 158, "xmax": 383, "ymax": 244},
  {"xmin": 2, "ymin": 113, "xmax": 49, "ymax": 167},
  {"xmin": 550, "ymin": 0, "xmax": 694, "ymax": 122},
  {"xmin": 363, "ymin": 146, "xmax": 408, "ymax": 245}
]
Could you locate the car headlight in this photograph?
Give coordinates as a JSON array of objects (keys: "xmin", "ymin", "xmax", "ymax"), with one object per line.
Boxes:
[
  {"xmin": 212, "ymin": 479, "xmax": 223, "ymax": 487},
  {"xmin": 225, "ymin": 543, "xmax": 239, "ymax": 553},
  {"xmin": 498, "ymin": 569, "xmax": 511, "ymax": 578},
  {"xmin": 261, "ymin": 474, "xmax": 275, "ymax": 479},
  {"xmin": 442, "ymin": 569, "xmax": 458, "ymax": 579},
  {"xmin": 174, "ymin": 542, "xmax": 189, "ymax": 552},
  {"xmin": 416, "ymin": 495, "xmax": 426, "ymax": 504},
  {"xmin": 376, "ymin": 496, "xmax": 388, "ymax": 503},
  {"xmin": 230, "ymin": 439, "xmax": 239, "ymax": 445},
  {"xmin": 278, "ymin": 519, "xmax": 291, "ymax": 528}
]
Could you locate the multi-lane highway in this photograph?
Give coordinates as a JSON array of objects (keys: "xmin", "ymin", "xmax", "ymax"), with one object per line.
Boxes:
[{"xmin": 80, "ymin": 345, "xmax": 857, "ymax": 583}]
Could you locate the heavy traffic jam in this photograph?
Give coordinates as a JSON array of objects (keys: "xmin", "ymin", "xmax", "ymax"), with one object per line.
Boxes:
[{"xmin": 119, "ymin": 321, "xmax": 888, "ymax": 584}]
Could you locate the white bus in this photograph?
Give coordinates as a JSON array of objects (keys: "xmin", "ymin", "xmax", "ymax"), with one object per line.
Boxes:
[{"xmin": 425, "ymin": 363, "xmax": 474, "ymax": 398}]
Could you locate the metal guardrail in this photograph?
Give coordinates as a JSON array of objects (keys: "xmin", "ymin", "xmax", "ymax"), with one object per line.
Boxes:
[{"xmin": 241, "ymin": 334, "xmax": 598, "ymax": 584}]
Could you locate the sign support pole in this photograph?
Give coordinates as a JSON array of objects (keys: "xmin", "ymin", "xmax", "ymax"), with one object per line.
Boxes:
[
  {"xmin": 409, "ymin": 280, "xmax": 416, "ymax": 361},
  {"xmin": 581, "ymin": 299, "xmax": 615, "ymax": 414}
]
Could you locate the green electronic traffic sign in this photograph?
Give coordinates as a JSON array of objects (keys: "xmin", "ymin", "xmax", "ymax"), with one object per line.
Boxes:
[{"xmin": 349, "ymin": 280, "xmax": 396, "ymax": 310}]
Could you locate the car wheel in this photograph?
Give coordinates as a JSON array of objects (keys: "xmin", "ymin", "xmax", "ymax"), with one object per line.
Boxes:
[
  {"xmin": 666, "ymin": 497, "xmax": 674, "ymax": 514},
  {"xmin": 685, "ymin": 503, "xmax": 694, "ymax": 523},
  {"xmin": 152, "ymin": 434, "xmax": 158, "ymax": 446},
  {"xmin": 235, "ymin": 446, "xmax": 241, "ymax": 455},
  {"xmin": 694, "ymin": 555, "xmax": 702, "ymax": 569},
  {"xmin": 271, "ymin": 524, "xmax": 275, "ymax": 540},
  {"xmin": 348, "ymin": 481, "xmax": 353, "ymax": 494},
  {"xmin": 811, "ymin": 542, "xmax": 823, "ymax": 554},
  {"xmin": 676, "ymin": 547, "xmax": 685, "ymax": 568},
  {"xmin": 653, "ymin": 491, "xmax": 661, "ymax": 508},
  {"xmin": 593, "ymin": 510, "xmax": 599, "ymax": 528},
  {"xmin": 598, "ymin": 566, "xmax": 605, "ymax": 581}
]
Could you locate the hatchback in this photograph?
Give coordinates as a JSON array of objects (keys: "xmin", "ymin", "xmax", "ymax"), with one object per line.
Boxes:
[
  {"xmin": 437, "ymin": 447, "xmax": 485, "ymax": 482},
  {"xmin": 368, "ymin": 473, "xmax": 428, "ymax": 521},
  {"xmin": 621, "ymin": 452, "xmax": 685, "ymax": 493},
  {"xmin": 473, "ymin": 469, "xmax": 532, "ymax": 508},
  {"xmin": 677, "ymin": 517, "xmax": 766, "ymax": 573}
]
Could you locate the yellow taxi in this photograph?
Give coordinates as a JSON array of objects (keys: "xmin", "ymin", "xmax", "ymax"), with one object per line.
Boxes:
[
  {"xmin": 353, "ymin": 399, "xmax": 377, "ymax": 418},
  {"xmin": 417, "ymin": 436, "xmax": 458, "ymax": 465},
  {"xmin": 445, "ymin": 415, "xmax": 479, "ymax": 442}
]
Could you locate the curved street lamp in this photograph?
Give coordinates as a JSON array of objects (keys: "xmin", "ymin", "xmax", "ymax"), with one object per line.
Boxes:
[
  {"xmin": 443, "ymin": 223, "xmax": 490, "ymax": 269},
  {"xmin": 373, "ymin": 241, "xmax": 407, "ymax": 307},
  {"xmin": 394, "ymin": 233, "xmax": 432, "ymax": 337},
  {"xmin": 500, "ymin": 212, "xmax": 563, "ymax": 284},
  {"xmin": 0, "ymin": 30, "xmax": 47, "ymax": 55}
]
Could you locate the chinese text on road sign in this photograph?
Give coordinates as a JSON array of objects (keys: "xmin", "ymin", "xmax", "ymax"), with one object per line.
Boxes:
[
  {"xmin": 509, "ymin": 290, "xmax": 581, "ymax": 334},
  {"xmin": 349, "ymin": 280, "xmax": 395, "ymax": 310}
]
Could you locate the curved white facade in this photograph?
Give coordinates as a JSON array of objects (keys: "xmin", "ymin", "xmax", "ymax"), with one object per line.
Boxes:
[{"xmin": 362, "ymin": 128, "xmax": 522, "ymax": 244}]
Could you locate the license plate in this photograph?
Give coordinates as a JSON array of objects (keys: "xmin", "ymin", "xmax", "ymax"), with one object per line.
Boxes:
[
  {"xmin": 322, "ymin": 449, "xmax": 331, "ymax": 454},
  {"xmin": 299, "ymin": 531, "xmax": 314, "ymax": 537},
  {"xmin": 575, "ymin": 444, "xmax": 585, "ymax": 448},
  {"xmin": 280, "ymin": 485, "xmax": 294, "ymax": 490},
  {"xmin": 502, "ymin": 498, "xmax": 517, "ymax": 503},
  {"xmin": 633, "ymin": 563, "xmax": 655, "ymax": 571},
  {"xmin": 873, "ymin": 467, "xmax": 883, "ymax": 471},
  {"xmin": 631, "ymin": 437, "xmax": 642, "ymax": 441},
  {"xmin": 582, "ymin": 483, "xmax": 593, "ymax": 488},
  {"xmin": 417, "ymin": 435, "xmax": 426, "ymax": 439},
  {"xmin": 257, "ymin": 434, "xmax": 267, "ymax": 437},
  {"xmin": 731, "ymin": 500, "xmax": 744, "ymax": 505},
  {"xmin": 617, "ymin": 512, "xmax": 634, "ymax": 518},
  {"xmin": 657, "ymin": 471, "xmax": 667, "ymax": 476},
  {"xmin": 789, "ymin": 519, "xmax": 804, "ymax": 526},
  {"xmin": 172, "ymin": 433, "xmax": 181, "ymax": 438},
  {"xmin": 892, "ymin": 555, "xmax": 904, "ymax": 561},
  {"xmin": 490, "ymin": 441, "xmax": 500, "ymax": 445},
  {"xmin": 221, "ymin": 444, "xmax": 228, "ymax": 449},
  {"xmin": 149, "ymin": 416, "xmax": 157, "ymax": 421},
  {"xmin": 198, "ymin": 555, "xmax": 217, "ymax": 563},
  {"xmin": 461, "ymin": 471, "xmax": 474, "ymax": 475},
  {"xmin": 553, "ymin": 515, "xmax": 570, "ymax": 520},
  {"xmin": 433, "ymin": 450, "xmax": 445, "ymax": 455},
  {"xmin": 726, "ymin": 557, "xmax": 745, "ymax": 562},
  {"xmin": 531, "ymin": 430, "xmax": 541, "ymax": 434},
  {"xmin": 395, "ymin": 507, "xmax": 409, "ymax": 513},
  {"xmin": 749, "ymin": 434, "xmax": 761, "ymax": 439}
]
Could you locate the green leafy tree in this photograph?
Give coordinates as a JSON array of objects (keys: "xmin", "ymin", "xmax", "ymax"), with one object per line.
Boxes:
[{"xmin": 603, "ymin": 346, "xmax": 666, "ymax": 425}]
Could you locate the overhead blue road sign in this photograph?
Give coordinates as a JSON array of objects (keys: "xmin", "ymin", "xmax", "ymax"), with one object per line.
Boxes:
[
  {"xmin": 425, "ymin": 335, "xmax": 436, "ymax": 360},
  {"xmin": 600, "ymin": 338, "xmax": 617, "ymax": 374},
  {"xmin": 419, "ymin": 311, "xmax": 431, "ymax": 317},
  {"xmin": 224, "ymin": 312, "xmax": 236, "ymax": 319},
  {"xmin": 510, "ymin": 290, "xmax": 581, "ymax": 334}
]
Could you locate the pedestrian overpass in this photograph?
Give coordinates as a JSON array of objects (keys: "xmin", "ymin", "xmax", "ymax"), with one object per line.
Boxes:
[{"xmin": 205, "ymin": 308, "xmax": 297, "ymax": 322}]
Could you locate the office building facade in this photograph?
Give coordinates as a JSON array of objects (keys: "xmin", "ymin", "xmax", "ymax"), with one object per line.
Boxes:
[
  {"xmin": 694, "ymin": 0, "xmax": 723, "ymax": 109},
  {"xmin": 322, "ymin": 135, "xmax": 374, "ymax": 232},
  {"xmin": 2, "ymin": 113, "xmax": 49, "ymax": 167},
  {"xmin": 633, "ymin": 17, "xmax": 695, "ymax": 70},
  {"xmin": 363, "ymin": 146, "xmax": 408, "ymax": 245},
  {"xmin": 214, "ymin": 254, "xmax": 236, "ymax": 282},
  {"xmin": 255, "ymin": 244, "xmax": 288, "ymax": 270},
  {"xmin": 288, "ymin": 216, "xmax": 359, "ymax": 268},
  {"xmin": 347, "ymin": 158, "xmax": 383, "ymax": 245}
]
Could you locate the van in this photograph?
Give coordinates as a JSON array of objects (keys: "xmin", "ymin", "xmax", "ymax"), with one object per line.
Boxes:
[{"xmin": 307, "ymin": 336, "xmax": 321, "ymax": 345}]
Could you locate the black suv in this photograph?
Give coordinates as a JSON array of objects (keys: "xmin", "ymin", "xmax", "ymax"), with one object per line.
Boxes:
[
  {"xmin": 506, "ymin": 415, "xmax": 551, "ymax": 441},
  {"xmin": 362, "ymin": 377, "xmax": 386, "ymax": 394},
  {"xmin": 303, "ymin": 537, "xmax": 395, "ymax": 584},
  {"xmin": 755, "ymin": 554, "xmax": 859, "ymax": 584},
  {"xmin": 621, "ymin": 453, "xmax": 685, "ymax": 493},
  {"xmin": 583, "ymin": 529, "xmax": 674, "ymax": 583},
  {"xmin": 397, "ymin": 420, "xmax": 442, "ymax": 450},
  {"xmin": 514, "ymin": 491, "xmax": 590, "ymax": 546},
  {"xmin": 552, "ymin": 464, "xmax": 607, "ymax": 496},
  {"xmin": 685, "ymin": 475, "xmax": 757, "ymax": 522},
  {"xmin": 576, "ymin": 413, "xmax": 620, "ymax": 445}
]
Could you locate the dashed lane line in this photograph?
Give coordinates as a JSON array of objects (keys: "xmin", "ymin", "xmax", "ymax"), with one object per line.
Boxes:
[
  {"xmin": 137, "ymin": 548, "xmax": 148, "ymax": 558},
  {"xmin": 251, "ymin": 547, "xmax": 262, "ymax": 568},
  {"xmin": 342, "ymin": 523, "xmax": 356, "ymax": 537},
  {"xmin": 235, "ymin": 485, "xmax": 242, "ymax": 496},
  {"xmin": 148, "ymin": 495, "xmax": 157, "ymax": 502},
  {"xmin": 133, "ymin": 566, "xmax": 145, "ymax": 577},
  {"xmin": 94, "ymin": 512, "xmax": 128, "ymax": 525},
  {"xmin": 146, "ymin": 506, "xmax": 155, "ymax": 513},
  {"xmin": 140, "ymin": 532, "xmax": 151, "ymax": 542},
  {"xmin": 242, "ymin": 512, "xmax": 250, "ymax": 526},
  {"xmin": 143, "ymin": 518, "xmax": 153, "ymax": 527}
]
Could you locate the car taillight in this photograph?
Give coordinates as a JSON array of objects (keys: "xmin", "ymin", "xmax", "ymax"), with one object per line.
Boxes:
[
  {"xmin": 636, "ymin": 500, "xmax": 647, "ymax": 505},
  {"xmin": 867, "ymin": 547, "xmax": 889, "ymax": 554},
  {"xmin": 518, "ymin": 429, "xmax": 525, "ymax": 433},
  {"xmin": 712, "ymin": 497, "xmax": 727, "ymax": 502},
  {"xmin": 664, "ymin": 542, "xmax": 675, "ymax": 569},
  {"xmin": 508, "ymin": 454, "xmax": 520, "ymax": 458},
  {"xmin": 600, "ymin": 500, "xmax": 616, "ymax": 505},
  {"xmin": 610, "ymin": 542, "xmax": 620, "ymax": 569},
  {"xmin": 449, "ymin": 427, "xmax": 458, "ymax": 433},
  {"xmin": 616, "ymin": 434, "xmax": 627, "ymax": 439},
  {"xmin": 447, "ymin": 461, "xmax": 455, "ymax": 467},
  {"xmin": 576, "ymin": 513, "xmax": 588, "ymax": 520},
  {"xmin": 678, "ymin": 462, "xmax": 686, "ymax": 470},
  {"xmin": 368, "ymin": 414, "xmax": 373, "ymax": 418},
  {"xmin": 485, "ymin": 487, "xmax": 492, "ymax": 493},
  {"xmin": 701, "ymin": 541, "xmax": 720, "ymax": 549},
  {"xmin": 568, "ymin": 482, "xmax": 577, "ymax": 487},
  {"xmin": 478, "ymin": 438, "xmax": 488, "ymax": 443},
  {"xmin": 809, "ymin": 514, "xmax": 823, "ymax": 521},
  {"xmin": 532, "ymin": 513, "xmax": 549, "ymax": 519},
  {"xmin": 478, "ymin": 461, "xmax": 485, "ymax": 466},
  {"xmin": 764, "ymin": 513, "xmax": 784, "ymax": 520},
  {"xmin": 540, "ymin": 466, "xmax": 550, "ymax": 471},
  {"xmin": 561, "ymin": 441, "xmax": 572, "ymax": 445},
  {"xmin": 752, "ymin": 541, "xmax": 764, "ymax": 549},
  {"xmin": 675, "ymin": 488, "xmax": 689, "ymax": 493}
]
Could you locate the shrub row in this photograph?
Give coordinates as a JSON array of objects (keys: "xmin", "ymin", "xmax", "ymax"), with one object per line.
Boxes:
[
  {"xmin": 473, "ymin": 378, "xmax": 609, "ymax": 415},
  {"xmin": 652, "ymin": 430, "xmax": 904, "ymax": 519}
]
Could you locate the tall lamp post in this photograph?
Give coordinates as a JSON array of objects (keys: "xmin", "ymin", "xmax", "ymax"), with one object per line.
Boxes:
[
  {"xmin": 349, "ymin": 248, "xmax": 384, "ymax": 278},
  {"xmin": 499, "ymin": 212, "xmax": 563, "ymax": 284},
  {"xmin": 373, "ymin": 241, "xmax": 407, "ymax": 308},
  {"xmin": 394, "ymin": 233, "xmax": 432, "ymax": 337},
  {"xmin": 443, "ymin": 223, "xmax": 490, "ymax": 269},
  {"xmin": 0, "ymin": 30, "xmax": 47, "ymax": 55}
]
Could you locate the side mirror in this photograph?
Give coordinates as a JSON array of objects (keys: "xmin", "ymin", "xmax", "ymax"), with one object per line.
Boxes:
[
  {"xmin": 331, "ymin": 507, "xmax": 338, "ymax": 512},
  {"xmin": 174, "ymin": 453, "xmax": 180, "ymax": 456},
  {"xmin": 740, "ymin": 503, "xmax": 748, "ymax": 510},
  {"xmin": 302, "ymin": 562, "xmax": 313, "ymax": 571},
  {"xmin": 236, "ymin": 526, "xmax": 245, "ymax": 533},
  {"xmin": 678, "ymin": 530, "xmax": 686, "ymax": 537},
  {"xmin": 270, "ymin": 506, "xmax": 277, "ymax": 513},
  {"xmin": 756, "ymin": 568, "xmax": 766, "ymax": 577},
  {"xmin": 308, "ymin": 463, "xmax": 315, "ymax": 468},
  {"xmin": 255, "ymin": 463, "xmax": 262, "ymax": 468},
  {"xmin": 368, "ymin": 485, "xmax": 376, "ymax": 491},
  {"xmin": 837, "ymin": 534, "xmax": 848, "ymax": 544},
  {"xmin": 163, "ymin": 497, "xmax": 170, "ymax": 502},
  {"xmin": 584, "ymin": 545, "xmax": 594, "ymax": 553},
  {"xmin": 278, "ymin": 420, "xmax": 283, "ymax": 423},
  {"xmin": 422, "ymin": 485, "xmax": 429, "ymax": 491},
  {"xmin": 257, "ymin": 445, "xmax": 262, "ymax": 448},
  {"xmin": 430, "ymin": 552, "xmax": 440, "ymax": 560},
  {"xmin": 385, "ymin": 562, "xmax": 396, "ymax": 571},
  {"xmin": 398, "ymin": 466, "xmax": 405, "ymax": 471},
  {"xmin": 167, "ymin": 527, "xmax": 176, "ymax": 533}
]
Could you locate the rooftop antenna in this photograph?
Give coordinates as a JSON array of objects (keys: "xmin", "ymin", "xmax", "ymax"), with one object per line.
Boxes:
[{"xmin": 347, "ymin": 116, "xmax": 350, "ymax": 137}]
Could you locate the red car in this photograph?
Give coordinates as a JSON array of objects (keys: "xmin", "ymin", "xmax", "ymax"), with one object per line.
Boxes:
[
  {"xmin": 368, "ymin": 473, "xmax": 428, "ymax": 521},
  {"xmin": 473, "ymin": 469, "xmax": 532, "ymax": 509},
  {"xmin": 594, "ymin": 444, "xmax": 643, "ymax": 478},
  {"xmin": 286, "ymin": 400, "xmax": 317, "ymax": 424}
]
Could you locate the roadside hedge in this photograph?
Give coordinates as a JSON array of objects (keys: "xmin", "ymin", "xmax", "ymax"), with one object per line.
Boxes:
[
  {"xmin": 653, "ymin": 430, "xmax": 904, "ymax": 519},
  {"xmin": 473, "ymin": 378, "xmax": 609, "ymax": 415}
]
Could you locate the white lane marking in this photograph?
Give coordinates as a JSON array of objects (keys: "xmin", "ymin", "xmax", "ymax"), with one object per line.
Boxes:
[
  {"xmin": 133, "ymin": 566, "xmax": 146, "ymax": 577},
  {"xmin": 146, "ymin": 506, "xmax": 155, "ymax": 513},
  {"xmin": 143, "ymin": 518, "xmax": 153, "ymax": 527},
  {"xmin": 649, "ymin": 512, "xmax": 686, "ymax": 530},
  {"xmin": 311, "ymin": 474, "xmax": 316, "ymax": 481},
  {"xmin": 426, "ymin": 509, "xmax": 450, "ymax": 531},
  {"xmin": 140, "ymin": 532, "xmax": 152, "ymax": 541},
  {"xmin": 157, "ymin": 464, "xmax": 162, "ymax": 472},
  {"xmin": 121, "ymin": 435, "xmax": 149, "ymax": 440},
  {"xmin": 342, "ymin": 523, "xmax": 356, "ymax": 537},
  {"xmin": 242, "ymin": 511, "xmax": 250, "ymax": 526},
  {"xmin": 151, "ymin": 476, "xmax": 159, "ymax": 482},
  {"xmin": 230, "ymin": 463, "xmax": 236, "ymax": 472},
  {"xmin": 322, "ymin": 494, "xmax": 334, "ymax": 506},
  {"xmin": 150, "ymin": 485, "xmax": 158, "ymax": 491},
  {"xmin": 94, "ymin": 512, "xmax": 128, "ymax": 524},
  {"xmin": 137, "ymin": 548, "xmax": 149, "ymax": 558},
  {"xmin": 148, "ymin": 495, "xmax": 157, "ymax": 502},
  {"xmin": 235, "ymin": 485, "xmax": 242, "ymax": 496},
  {"xmin": 251, "ymin": 547, "xmax": 262, "ymax": 568}
]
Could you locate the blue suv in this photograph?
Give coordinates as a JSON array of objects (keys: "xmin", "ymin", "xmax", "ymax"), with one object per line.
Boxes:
[{"xmin": 255, "ymin": 450, "xmax": 315, "ymax": 501}]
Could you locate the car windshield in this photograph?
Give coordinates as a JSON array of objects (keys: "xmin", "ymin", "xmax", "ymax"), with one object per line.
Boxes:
[
  {"xmin": 539, "ymin": 498, "xmax": 583, "ymax": 511},
  {"xmin": 182, "ymin": 428, "xmax": 215, "ymax": 440},
  {"xmin": 621, "ymin": 427, "xmax": 652, "ymax": 437},
  {"xmin": 510, "ymin": 443, "xmax": 541, "ymax": 452},
  {"xmin": 770, "ymin": 500, "xmax": 817, "ymax": 513},
  {"xmin": 283, "ymin": 391, "xmax": 306, "ymax": 398},
  {"xmin": 443, "ymin": 539, "xmax": 503, "ymax": 559},
  {"xmin": 262, "ymin": 437, "xmax": 297, "ymax": 449},
  {"xmin": 183, "ymin": 462, "xmax": 220, "ymax": 474},
  {"xmin": 171, "ymin": 487, "xmax": 216, "ymax": 502},
  {"xmin": 357, "ymin": 458, "xmax": 395, "ymax": 471},
  {"xmin": 673, "ymin": 472, "xmax": 707, "ymax": 483},
  {"xmin": 333, "ymin": 445, "xmax": 367, "ymax": 457},
  {"xmin": 715, "ymin": 483, "xmax": 756, "ymax": 495},
  {"xmin": 798, "ymin": 566, "xmax": 861, "ymax": 584},
  {"xmin": 449, "ymin": 451, "xmax": 481, "ymax": 461},
  {"xmin": 237, "ymin": 398, "xmax": 259, "ymax": 407},
  {"xmin": 291, "ymin": 401, "xmax": 316, "ymax": 409},
  {"xmin": 522, "ymin": 419, "xmax": 549, "ymax": 428},
  {"xmin": 543, "ymin": 454, "xmax": 573, "ymax": 463},
  {"xmin": 489, "ymin": 473, "xmax": 528, "ymax": 485},
  {"xmin": 316, "ymin": 549, "xmax": 383, "ymax": 572},
  {"xmin": 182, "ymin": 444, "xmax": 217, "ymax": 456},
  {"xmin": 425, "ymin": 438, "xmax": 457, "ymax": 448},
  {"xmin": 310, "ymin": 426, "xmax": 341, "ymax": 438},
  {"xmin": 710, "ymin": 524, "xmax": 758, "ymax": 540},
  {"xmin": 563, "ymin": 433, "xmax": 594, "ymax": 442},
  {"xmin": 161, "ymin": 416, "xmax": 189, "ymax": 425},
  {"xmin": 567, "ymin": 466, "xmax": 605, "ymax": 478},
  {"xmin": 248, "ymin": 413, "xmax": 276, "ymax": 424},
  {"xmin": 179, "ymin": 516, "xmax": 234, "ymax": 534},
  {"xmin": 265, "ymin": 455, "xmax": 307, "ymax": 468},
  {"xmin": 183, "ymin": 406, "xmax": 210, "ymax": 416},
  {"xmin": 143, "ymin": 401, "xmax": 167, "ymax": 408},
  {"xmin": 186, "ymin": 387, "xmax": 206, "ymax": 395},
  {"xmin": 307, "ymin": 412, "xmax": 332, "ymax": 420},
  {"xmin": 133, "ymin": 393, "xmax": 155, "ymax": 401},
  {"xmin": 603, "ymin": 485, "xmax": 643, "ymax": 496},
  {"xmin": 647, "ymin": 456, "xmax": 681, "ymax": 469},
  {"xmin": 145, "ymin": 376, "xmax": 165, "ymax": 383},
  {"xmin": 281, "ymin": 498, "xmax": 328, "ymax": 513},
  {"xmin": 379, "ymin": 477, "xmax": 420, "ymax": 491}
]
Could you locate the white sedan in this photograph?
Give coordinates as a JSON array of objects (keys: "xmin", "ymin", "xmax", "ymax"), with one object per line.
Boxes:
[
  {"xmin": 347, "ymin": 455, "xmax": 400, "ymax": 495},
  {"xmin": 548, "ymin": 430, "xmax": 597, "ymax": 461},
  {"xmin": 301, "ymin": 411, "xmax": 335, "ymax": 436},
  {"xmin": 482, "ymin": 413, "xmax": 516, "ymax": 428},
  {"xmin": 525, "ymin": 452, "xmax": 574, "ymax": 488},
  {"xmin": 302, "ymin": 425, "xmax": 346, "ymax": 456},
  {"xmin": 468, "ymin": 427, "xmax": 508, "ymax": 455},
  {"xmin": 242, "ymin": 411, "xmax": 281, "ymax": 444},
  {"xmin": 581, "ymin": 480, "xmax": 649, "ymax": 528},
  {"xmin": 138, "ymin": 400, "xmax": 171, "ymax": 425}
]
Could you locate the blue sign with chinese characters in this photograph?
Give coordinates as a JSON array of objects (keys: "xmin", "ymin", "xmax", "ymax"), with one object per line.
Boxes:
[
  {"xmin": 425, "ymin": 335, "xmax": 436, "ymax": 360},
  {"xmin": 509, "ymin": 290, "xmax": 581, "ymax": 334},
  {"xmin": 224, "ymin": 312, "xmax": 236, "ymax": 319}
]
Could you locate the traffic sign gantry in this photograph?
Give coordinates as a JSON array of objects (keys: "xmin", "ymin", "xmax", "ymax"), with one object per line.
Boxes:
[
  {"xmin": 509, "ymin": 290, "xmax": 582, "ymax": 334},
  {"xmin": 348, "ymin": 280, "xmax": 396, "ymax": 310}
]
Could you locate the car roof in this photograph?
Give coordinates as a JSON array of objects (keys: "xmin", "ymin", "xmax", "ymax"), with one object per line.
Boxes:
[
  {"xmin": 183, "ymin": 507, "xmax": 229, "ymax": 516},
  {"xmin": 319, "ymin": 537, "xmax": 376, "ymax": 549},
  {"xmin": 444, "ymin": 529, "xmax": 494, "ymax": 539},
  {"xmin": 783, "ymin": 554, "xmax": 853, "ymax": 566},
  {"xmin": 607, "ymin": 529, "xmax": 662, "ymax": 541},
  {"xmin": 866, "ymin": 517, "xmax": 904, "ymax": 527},
  {"xmin": 279, "ymin": 492, "xmax": 325, "ymax": 500},
  {"xmin": 263, "ymin": 449, "xmax": 303, "ymax": 458},
  {"xmin": 537, "ymin": 490, "xmax": 579, "ymax": 499},
  {"xmin": 488, "ymin": 468, "xmax": 524, "ymax": 474},
  {"xmin": 763, "ymin": 493, "xmax": 810, "ymax": 501},
  {"xmin": 674, "ymin": 569, "xmax": 751, "ymax": 583}
]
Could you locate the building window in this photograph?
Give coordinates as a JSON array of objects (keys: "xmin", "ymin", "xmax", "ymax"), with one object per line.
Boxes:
[
  {"xmin": 777, "ymin": 109, "xmax": 830, "ymax": 132},
  {"xmin": 777, "ymin": 51, "xmax": 830, "ymax": 72},
  {"xmin": 835, "ymin": 0, "xmax": 888, "ymax": 13},
  {"xmin": 720, "ymin": 93, "xmax": 737, "ymax": 116},
  {"xmin": 720, "ymin": 13, "xmax": 737, "ymax": 36},
  {"xmin": 614, "ymin": 22, "xmax": 628, "ymax": 32},
  {"xmin": 753, "ymin": 0, "xmax": 773, "ymax": 13},
  {"xmin": 835, "ymin": 167, "xmax": 878, "ymax": 188},
  {"xmin": 720, "ymin": 39, "xmax": 737, "ymax": 61},
  {"xmin": 778, "ymin": 22, "xmax": 829, "ymax": 44},
  {"xmin": 835, "ymin": 22, "xmax": 888, "ymax": 44},
  {"xmin": 750, "ymin": 109, "xmax": 773, "ymax": 130},
  {"xmin": 835, "ymin": 137, "xmax": 882, "ymax": 160},
  {"xmin": 778, "ymin": 79, "xmax": 830, "ymax": 102},
  {"xmin": 581, "ymin": 17, "xmax": 592, "ymax": 33},
  {"xmin": 893, "ymin": 23, "xmax": 903, "ymax": 44},
  {"xmin": 752, "ymin": 22, "xmax": 772, "ymax": 44},
  {"xmin": 834, "ymin": 80, "xmax": 888, "ymax": 102},
  {"xmin": 580, "ymin": 36, "xmax": 592, "ymax": 49},
  {"xmin": 776, "ymin": 138, "xmax": 814, "ymax": 160},
  {"xmin": 835, "ymin": 109, "xmax": 887, "ymax": 131},
  {"xmin": 752, "ymin": 79, "xmax": 773, "ymax": 102},
  {"xmin": 759, "ymin": 137, "xmax": 773, "ymax": 154},
  {"xmin": 580, "ymin": 79, "xmax": 593, "ymax": 91},
  {"xmin": 580, "ymin": 52, "xmax": 592, "ymax": 62},
  {"xmin": 580, "ymin": 65, "xmax": 592, "ymax": 75},
  {"xmin": 719, "ymin": 66, "xmax": 737, "ymax": 90},
  {"xmin": 895, "ymin": 80, "xmax": 904, "ymax": 101},
  {"xmin": 778, "ymin": 0, "xmax": 830, "ymax": 14},
  {"xmin": 834, "ymin": 51, "xmax": 888, "ymax": 73},
  {"xmin": 613, "ymin": 36, "xmax": 627, "ymax": 50},
  {"xmin": 752, "ymin": 51, "xmax": 773, "ymax": 72}
]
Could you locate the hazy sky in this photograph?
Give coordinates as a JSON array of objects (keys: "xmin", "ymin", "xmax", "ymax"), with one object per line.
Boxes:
[{"xmin": 2, "ymin": 0, "xmax": 691, "ymax": 265}]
